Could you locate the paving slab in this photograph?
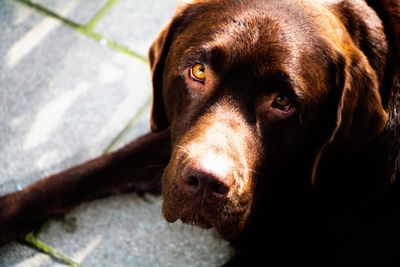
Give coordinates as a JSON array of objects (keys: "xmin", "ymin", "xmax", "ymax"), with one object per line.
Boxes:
[
  {"xmin": 30, "ymin": 0, "xmax": 109, "ymax": 25},
  {"xmin": 0, "ymin": 242, "xmax": 54, "ymax": 266},
  {"xmin": 0, "ymin": 194, "xmax": 233, "ymax": 267},
  {"xmin": 0, "ymin": 0, "xmax": 151, "ymax": 195},
  {"xmin": 95, "ymin": 0, "xmax": 177, "ymax": 57}
]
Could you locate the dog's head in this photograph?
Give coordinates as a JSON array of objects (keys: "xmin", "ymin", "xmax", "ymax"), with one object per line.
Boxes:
[{"xmin": 149, "ymin": 0, "xmax": 388, "ymax": 239}]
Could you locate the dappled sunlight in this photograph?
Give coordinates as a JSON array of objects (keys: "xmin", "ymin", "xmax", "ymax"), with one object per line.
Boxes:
[
  {"xmin": 6, "ymin": 2, "xmax": 76, "ymax": 69},
  {"xmin": 6, "ymin": 17, "xmax": 61, "ymax": 68},
  {"xmin": 12, "ymin": 3, "xmax": 34, "ymax": 25},
  {"xmin": 23, "ymin": 81, "xmax": 91, "ymax": 150},
  {"xmin": 72, "ymin": 235, "xmax": 102, "ymax": 263},
  {"xmin": 98, "ymin": 62, "xmax": 122, "ymax": 84},
  {"xmin": 35, "ymin": 150, "xmax": 59, "ymax": 170},
  {"xmin": 91, "ymin": 56, "xmax": 151, "ymax": 151},
  {"xmin": 90, "ymin": 93, "xmax": 149, "ymax": 152}
]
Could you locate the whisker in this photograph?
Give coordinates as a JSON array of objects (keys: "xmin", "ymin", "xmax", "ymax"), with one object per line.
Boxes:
[{"xmin": 246, "ymin": 168, "xmax": 261, "ymax": 175}]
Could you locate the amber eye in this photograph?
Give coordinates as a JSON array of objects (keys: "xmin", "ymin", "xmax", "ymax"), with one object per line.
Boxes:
[
  {"xmin": 272, "ymin": 93, "xmax": 292, "ymax": 111},
  {"xmin": 190, "ymin": 63, "xmax": 206, "ymax": 82}
]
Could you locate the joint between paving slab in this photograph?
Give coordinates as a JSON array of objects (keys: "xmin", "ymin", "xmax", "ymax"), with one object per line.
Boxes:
[
  {"xmin": 13, "ymin": 0, "xmax": 80, "ymax": 28},
  {"xmin": 103, "ymin": 97, "xmax": 152, "ymax": 154},
  {"xmin": 12, "ymin": 0, "xmax": 148, "ymax": 63},
  {"xmin": 84, "ymin": 0, "xmax": 119, "ymax": 32},
  {"xmin": 24, "ymin": 233, "xmax": 83, "ymax": 267}
]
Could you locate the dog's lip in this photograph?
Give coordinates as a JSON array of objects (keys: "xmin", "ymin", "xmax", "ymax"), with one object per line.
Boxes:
[
  {"xmin": 180, "ymin": 215, "xmax": 213, "ymax": 229},
  {"xmin": 163, "ymin": 203, "xmax": 245, "ymax": 239},
  {"xmin": 165, "ymin": 212, "xmax": 213, "ymax": 229}
]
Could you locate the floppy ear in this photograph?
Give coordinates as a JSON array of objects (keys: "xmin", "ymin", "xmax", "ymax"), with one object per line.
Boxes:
[
  {"xmin": 148, "ymin": 3, "xmax": 194, "ymax": 132},
  {"xmin": 310, "ymin": 2, "xmax": 389, "ymax": 185},
  {"xmin": 311, "ymin": 50, "xmax": 388, "ymax": 185},
  {"xmin": 148, "ymin": 21, "xmax": 173, "ymax": 132},
  {"xmin": 326, "ymin": 1, "xmax": 389, "ymax": 149},
  {"xmin": 336, "ymin": 52, "xmax": 388, "ymax": 147}
]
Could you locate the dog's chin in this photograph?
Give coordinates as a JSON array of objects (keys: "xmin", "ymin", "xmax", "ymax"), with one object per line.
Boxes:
[
  {"xmin": 163, "ymin": 210, "xmax": 212, "ymax": 228},
  {"xmin": 180, "ymin": 215, "xmax": 213, "ymax": 229},
  {"xmin": 163, "ymin": 208, "xmax": 245, "ymax": 240}
]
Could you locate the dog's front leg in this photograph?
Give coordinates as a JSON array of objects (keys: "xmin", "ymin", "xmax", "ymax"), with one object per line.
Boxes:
[{"xmin": 0, "ymin": 130, "xmax": 171, "ymax": 245}]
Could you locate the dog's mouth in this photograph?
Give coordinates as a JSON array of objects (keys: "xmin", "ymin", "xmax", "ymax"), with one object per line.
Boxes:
[
  {"xmin": 178, "ymin": 213, "xmax": 213, "ymax": 229},
  {"xmin": 162, "ymin": 186, "xmax": 254, "ymax": 240},
  {"xmin": 162, "ymin": 199, "xmax": 215, "ymax": 229},
  {"xmin": 164, "ymin": 206, "xmax": 235, "ymax": 238}
]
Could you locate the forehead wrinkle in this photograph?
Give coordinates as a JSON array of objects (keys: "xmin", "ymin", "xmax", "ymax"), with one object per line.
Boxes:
[{"xmin": 208, "ymin": 10, "xmax": 260, "ymax": 51}]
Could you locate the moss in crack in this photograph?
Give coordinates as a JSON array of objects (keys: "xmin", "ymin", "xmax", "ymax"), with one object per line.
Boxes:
[
  {"xmin": 103, "ymin": 97, "xmax": 151, "ymax": 154},
  {"xmin": 24, "ymin": 233, "xmax": 83, "ymax": 267},
  {"xmin": 84, "ymin": 0, "xmax": 119, "ymax": 31}
]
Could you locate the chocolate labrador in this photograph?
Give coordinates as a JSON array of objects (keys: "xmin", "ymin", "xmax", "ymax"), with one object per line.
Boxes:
[{"xmin": 1, "ymin": 0, "xmax": 400, "ymax": 265}]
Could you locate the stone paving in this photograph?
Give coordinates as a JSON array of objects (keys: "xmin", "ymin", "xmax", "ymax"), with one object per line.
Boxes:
[{"xmin": 0, "ymin": 0, "xmax": 233, "ymax": 266}]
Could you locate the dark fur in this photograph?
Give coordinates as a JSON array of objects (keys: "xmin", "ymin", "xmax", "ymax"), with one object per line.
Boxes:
[{"xmin": 1, "ymin": 0, "xmax": 399, "ymax": 266}]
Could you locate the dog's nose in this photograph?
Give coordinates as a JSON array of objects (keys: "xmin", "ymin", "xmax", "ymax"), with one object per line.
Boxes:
[{"xmin": 181, "ymin": 155, "xmax": 234, "ymax": 203}]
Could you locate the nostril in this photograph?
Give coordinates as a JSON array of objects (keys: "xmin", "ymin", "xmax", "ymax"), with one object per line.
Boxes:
[
  {"xmin": 210, "ymin": 181, "xmax": 229, "ymax": 196},
  {"xmin": 182, "ymin": 175, "xmax": 200, "ymax": 192},
  {"xmin": 181, "ymin": 165, "xmax": 232, "ymax": 199},
  {"xmin": 186, "ymin": 175, "xmax": 200, "ymax": 187}
]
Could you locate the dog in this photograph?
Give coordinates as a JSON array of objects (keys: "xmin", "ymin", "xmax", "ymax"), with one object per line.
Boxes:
[{"xmin": 1, "ymin": 0, "xmax": 399, "ymax": 265}]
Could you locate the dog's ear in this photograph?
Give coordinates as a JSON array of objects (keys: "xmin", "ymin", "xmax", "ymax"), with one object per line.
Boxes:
[
  {"xmin": 336, "ymin": 53, "xmax": 388, "ymax": 148},
  {"xmin": 311, "ymin": 48, "xmax": 388, "ymax": 185},
  {"xmin": 310, "ymin": 2, "xmax": 389, "ymax": 184},
  {"xmin": 327, "ymin": 1, "xmax": 389, "ymax": 149},
  {"xmin": 148, "ymin": 23, "xmax": 170, "ymax": 132},
  {"xmin": 148, "ymin": 2, "xmax": 197, "ymax": 132}
]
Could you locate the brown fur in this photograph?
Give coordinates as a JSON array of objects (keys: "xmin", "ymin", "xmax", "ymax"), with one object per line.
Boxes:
[{"xmin": 1, "ymin": 0, "xmax": 399, "ymax": 265}]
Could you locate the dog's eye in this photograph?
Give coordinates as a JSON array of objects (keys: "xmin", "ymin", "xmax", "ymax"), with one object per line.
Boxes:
[
  {"xmin": 272, "ymin": 93, "xmax": 292, "ymax": 111},
  {"xmin": 190, "ymin": 63, "xmax": 206, "ymax": 82}
]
